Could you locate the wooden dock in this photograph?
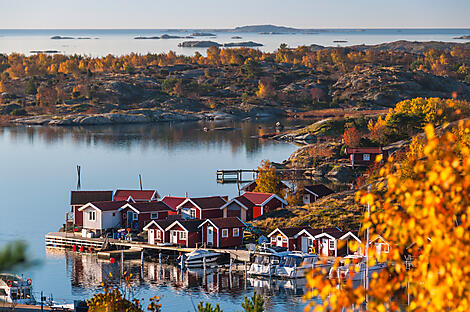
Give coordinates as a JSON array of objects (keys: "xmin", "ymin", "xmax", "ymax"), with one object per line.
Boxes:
[
  {"xmin": 45, "ymin": 232, "xmax": 251, "ymax": 262},
  {"xmin": 216, "ymin": 169, "xmax": 258, "ymax": 184}
]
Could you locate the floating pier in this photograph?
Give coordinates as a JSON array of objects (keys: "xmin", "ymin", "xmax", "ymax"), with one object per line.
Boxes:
[{"xmin": 216, "ymin": 169, "xmax": 258, "ymax": 184}]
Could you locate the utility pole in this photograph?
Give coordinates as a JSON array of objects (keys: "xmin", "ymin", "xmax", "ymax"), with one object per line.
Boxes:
[
  {"xmin": 139, "ymin": 174, "xmax": 143, "ymax": 190},
  {"xmin": 364, "ymin": 184, "xmax": 371, "ymax": 308}
]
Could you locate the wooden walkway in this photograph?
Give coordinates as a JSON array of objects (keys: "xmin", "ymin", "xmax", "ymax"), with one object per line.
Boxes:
[{"xmin": 45, "ymin": 232, "xmax": 251, "ymax": 262}]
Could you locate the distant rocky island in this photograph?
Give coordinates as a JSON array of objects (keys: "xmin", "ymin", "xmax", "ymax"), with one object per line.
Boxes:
[
  {"xmin": 178, "ymin": 40, "xmax": 263, "ymax": 48},
  {"xmin": 51, "ymin": 36, "xmax": 94, "ymax": 40},
  {"xmin": 190, "ymin": 32, "xmax": 216, "ymax": 37},
  {"xmin": 135, "ymin": 34, "xmax": 193, "ymax": 40},
  {"xmin": 232, "ymin": 25, "xmax": 299, "ymax": 33},
  {"xmin": 455, "ymin": 35, "xmax": 470, "ymax": 40},
  {"xmin": 30, "ymin": 50, "xmax": 60, "ymax": 54}
]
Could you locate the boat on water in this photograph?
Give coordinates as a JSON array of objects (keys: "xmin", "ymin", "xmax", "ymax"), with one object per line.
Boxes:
[
  {"xmin": 247, "ymin": 246, "xmax": 291, "ymax": 277},
  {"xmin": 274, "ymin": 252, "xmax": 333, "ymax": 279},
  {"xmin": 176, "ymin": 249, "xmax": 222, "ymax": 268},
  {"xmin": 328, "ymin": 255, "xmax": 387, "ymax": 282},
  {"xmin": 0, "ymin": 273, "xmax": 36, "ymax": 305}
]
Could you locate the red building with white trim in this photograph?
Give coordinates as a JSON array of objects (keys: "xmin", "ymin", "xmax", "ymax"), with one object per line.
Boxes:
[
  {"xmin": 220, "ymin": 192, "xmax": 287, "ymax": 221},
  {"xmin": 164, "ymin": 219, "xmax": 204, "ymax": 247},
  {"xmin": 114, "ymin": 189, "xmax": 160, "ymax": 202},
  {"xmin": 176, "ymin": 196, "xmax": 227, "ymax": 220},
  {"xmin": 70, "ymin": 191, "xmax": 113, "ymax": 227},
  {"xmin": 199, "ymin": 217, "xmax": 245, "ymax": 248},
  {"xmin": 119, "ymin": 201, "xmax": 175, "ymax": 231},
  {"xmin": 143, "ymin": 220, "xmax": 174, "ymax": 245}
]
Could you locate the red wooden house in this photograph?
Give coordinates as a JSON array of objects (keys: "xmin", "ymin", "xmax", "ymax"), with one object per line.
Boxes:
[
  {"xmin": 268, "ymin": 227, "xmax": 312, "ymax": 251},
  {"xmin": 199, "ymin": 217, "xmax": 245, "ymax": 248},
  {"xmin": 114, "ymin": 189, "xmax": 160, "ymax": 202},
  {"xmin": 164, "ymin": 219, "xmax": 204, "ymax": 247},
  {"xmin": 300, "ymin": 184, "xmax": 334, "ymax": 204},
  {"xmin": 220, "ymin": 192, "xmax": 287, "ymax": 221},
  {"xmin": 143, "ymin": 220, "xmax": 174, "ymax": 245},
  {"xmin": 346, "ymin": 147, "xmax": 387, "ymax": 167},
  {"xmin": 70, "ymin": 191, "xmax": 113, "ymax": 227},
  {"xmin": 119, "ymin": 201, "xmax": 175, "ymax": 231},
  {"xmin": 176, "ymin": 196, "xmax": 227, "ymax": 220}
]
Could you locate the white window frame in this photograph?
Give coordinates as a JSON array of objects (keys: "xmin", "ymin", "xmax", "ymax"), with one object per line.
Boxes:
[
  {"xmin": 222, "ymin": 229, "xmax": 229, "ymax": 238},
  {"xmin": 88, "ymin": 211, "xmax": 96, "ymax": 221},
  {"xmin": 151, "ymin": 213, "xmax": 159, "ymax": 220},
  {"xmin": 363, "ymin": 153, "xmax": 370, "ymax": 161},
  {"xmin": 156, "ymin": 230, "xmax": 161, "ymax": 240},
  {"xmin": 233, "ymin": 228, "xmax": 239, "ymax": 237},
  {"xmin": 329, "ymin": 240, "xmax": 335, "ymax": 250},
  {"xmin": 133, "ymin": 213, "xmax": 138, "ymax": 221},
  {"xmin": 190, "ymin": 209, "xmax": 197, "ymax": 219},
  {"xmin": 180, "ymin": 231, "xmax": 187, "ymax": 240}
]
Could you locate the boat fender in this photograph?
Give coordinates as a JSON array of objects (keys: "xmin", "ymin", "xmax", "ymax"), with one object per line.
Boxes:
[
  {"xmin": 6, "ymin": 280, "xmax": 12, "ymax": 287},
  {"xmin": 27, "ymin": 278, "xmax": 32, "ymax": 286}
]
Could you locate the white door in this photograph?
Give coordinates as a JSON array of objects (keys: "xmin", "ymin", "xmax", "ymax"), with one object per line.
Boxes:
[
  {"xmin": 171, "ymin": 231, "xmax": 178, "ymax": 244},
  {"xmin": 301, "ymin": 237, "xmax": 309, "ymax": 253},
  {"xmin": 322, "ymin": 238, "xmax": 329, "ymax": 256},
  {"xmin": 277, "ymin": 236, "xmax": 283, "ymax": 247},
  {"xmin": 207, "ymin": 226, "xmax": 214, "ymax": 246},
  {"xmin": 149, "ymin": 229, "xmax": 155, "ymax": 244}
]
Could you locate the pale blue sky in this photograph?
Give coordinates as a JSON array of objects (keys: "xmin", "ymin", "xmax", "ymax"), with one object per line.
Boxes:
[{"xmin": 1, "ymin": 0, "xmax": 469, "ymax": 29}]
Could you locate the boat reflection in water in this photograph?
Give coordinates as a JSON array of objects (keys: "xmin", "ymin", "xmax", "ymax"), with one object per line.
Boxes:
[{"xmin": 60, "ymin": 250, "xmax": 307, "ymax": 311}]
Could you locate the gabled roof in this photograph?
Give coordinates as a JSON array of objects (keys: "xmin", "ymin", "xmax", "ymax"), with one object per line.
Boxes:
[
  {"xmin": 114, "ymin": 190, "xmax": 159, "ymax": 202},
  {"xmin": 241, "ymin": 181, "xmax": 289, "ymax": 192},
  {"xmin": 199, "ymin": 217, "xmax": 245, "ymax": 230},
  {"xmin": 78, "ymin": 200, "xmax": 128, "ymax": 212},
  {"xmin": 70, "ymin": 191, "xmax": 113, "ymax": 205},
  {"xmin": 165, "ymin": 219, "xmax": 204, "ymax": 233},
  {"xmin": 119, "ymin": 201, "xmax": 174, "ymax": 214},
  {"xmin": 241, "ymin": 192, "xmax": 288, "ymax": 206},
  {"xmin": 220, "ymin": 196, "xmax": 252, "ymax": 210},
  {"xmin": 143, "ymin": 219, "xmax": 174, "ymax": 231},
  {"xmin": 161, "ymin": 196, "xmax": 187, "ymax": 210},
  {"xmin": 314, "ymin": 228, "xmax": 344, "ymax": 240},
  {"xmin": 339, "ymin": 231, "xmax": 362, "ymax": 242},
  {"xmin": 303, "ymin": 184, "xmax": 334, "ymax": 198},
  {"xmin": 268, "ymin": 226, "xmax": 311, "ymax": 239},
  {"xmin": 346, "ymin": 147, "xmax": 383, "ymax": 154},
  {"xmin": 177, "ymin": 196, "xmax": 227, "ymax": 210},
  {"xmin": 370, "ymin": 234, "xmax": 388, "ymax": 245}
]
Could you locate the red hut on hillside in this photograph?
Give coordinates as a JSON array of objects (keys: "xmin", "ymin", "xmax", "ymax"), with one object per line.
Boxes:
[
  {"xmin": 346, "ymin": 147, "xmax": 387, "ymax": 167},
  {"xmin": 220, "ymin": 192, "xmax": 287, "ymax": 221}
]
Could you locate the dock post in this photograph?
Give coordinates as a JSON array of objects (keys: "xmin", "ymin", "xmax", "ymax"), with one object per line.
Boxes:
[
  {"xmin": 120, "ymin": 250, "xmax": 124, "ymax": 278},
  {"xmin": 159, "ymin": 252, "xmax": 162, "ymax": 264},
  {"xmin": 203, "ymin": 256, "xmax": 206, "ymax": 273},
  {"xmin": 229, "ymin": 256, "xmax": 232, "ymax": 274},
  {"xmin": 244, "ymin": 261, "xmax": 247, "ymax": 277},
  {"xmin": 140, "ymin": 250, "xmax": 144, "ymax": 266}
]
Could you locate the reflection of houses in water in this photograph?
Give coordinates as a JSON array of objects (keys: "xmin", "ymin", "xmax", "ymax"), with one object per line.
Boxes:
[{"xmin": 67, "ymin": 252, "xmax": 120, "ymax": 288}]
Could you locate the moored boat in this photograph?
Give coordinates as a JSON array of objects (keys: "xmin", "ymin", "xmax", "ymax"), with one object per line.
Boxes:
[
  {"xmin": 247, "ymin": 247, "xmax": 290, "ymax": 277},
  {"xmin": 0, "ymin": 273, "xmax": 36, "ymax": 305},
  {"xmin": 177, "ymin": 249, "xmax": 222, "ymax": 268},
  {"xmin": 274, "ymin": 252, "xmax": 333, "ymax": 279},
  {"xmin": 328, "ymin": 255, "xmax": 387, "ymax": 283}
]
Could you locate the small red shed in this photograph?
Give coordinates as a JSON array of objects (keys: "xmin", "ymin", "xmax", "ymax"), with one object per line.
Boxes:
[
  {"xmin": 119, "ymin": 201, "xmax": 175, "ymax": 231},
  {"xmin": 346, "ymin": 147, "xmax": 387, "ymax": 167},
  {"xmin": 165, "ymin": 219, "xmax": 204, "ymax": 247},
  {"xmin": 267, "ymin": 227, "xmax": 312, "ymax": 251},
  {"xmin": 176, "ymin": 196, "xmax": 227, "ymax": 220},
  {"xmin": 143, "ymin": 220, "xmax": 174, "ymax": 245},
  {"xmin": 199, "ymin": 217, "xmax": 245, "ymax": 248}
]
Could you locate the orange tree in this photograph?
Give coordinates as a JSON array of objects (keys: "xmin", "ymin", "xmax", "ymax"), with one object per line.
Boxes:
[
  {"xmin": 304, "ymin": 120, "xmax": 470, "ymax": 311},
  {"xmin": 254, "ymin": 160, "xmax": 283, "ymax": 197}
]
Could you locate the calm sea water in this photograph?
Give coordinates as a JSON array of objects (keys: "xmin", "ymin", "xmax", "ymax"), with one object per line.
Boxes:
[
  {"xmin": 1, "ymin": 28, "xmax": 469, "ymax": 56},
  {"xmin": 0, "ymin": 120, "xmax": 314, "ymax": 311}
]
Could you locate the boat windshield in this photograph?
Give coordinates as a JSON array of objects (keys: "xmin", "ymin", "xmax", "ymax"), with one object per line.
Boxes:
[
  {"xmin": 280, "ymin": 256, "xmax": 303, "ymax": 267},
  {"xmin": 9, "ymin": 287, "xmax": 32, "ymax": 300},
  {"xmin": 254, "ymin": 255, "xmax": 270, "ymax": 265}
]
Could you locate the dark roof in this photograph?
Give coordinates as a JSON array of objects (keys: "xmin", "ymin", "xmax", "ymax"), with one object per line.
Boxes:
[
  {"xmin": 161, "ymin": 196, "xmax": 187, "ymax": 209},
  {"xmin": 88, "ymin": 201, "xmax": 128, "ymax": 211},
  {"xmin": 315, "ymin": 227, "xmax": 344, "ymax": 239},
  {"xmin": 276, "ymin": 226, "xmax": 312, "ymax": 238},
  {"xmin": 241, "ymin": 181, "xmax": 289, "ymax": 192},
  {"xmin": 172, "ymin": 219, "xmax": 205, "ymax": 232},
  {"xmin": 233, "ymin": 196, "xmax": 256, "ymax": 209},
  {"xmin": 114, "ymin": 190, "xmax": 158, "ymax": 201},
  {"xmin": 304, "ymin": 184, "xmax": 334, "ymax": 197},
  {"xmin": 346, "ymin": 147, "xmax": 383, "ymax": 154},
  {"xmin": 125, "ymin": 201, "xmax": 174, "ymax": 213},
  {"xmin": 190, "ymin": 196, "xmax": 227, "ymax": 209},
  {"xmin": 205, "ymin": 217, "xmax": 245, "ymax": 229},
  {"xmin": 70, "ymin": 191, "xmax": 113, "ymax": 205}
]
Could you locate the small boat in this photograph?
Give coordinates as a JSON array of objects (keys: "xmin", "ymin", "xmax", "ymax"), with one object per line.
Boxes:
[
  {"xmin": 0, "ymin": 273, "xmax": 36, "ymax": 305},
  {"xmin": 329, "ymin": 255, "xmax": 387, "ymax": 282},
  {"xmin": 177, "ymin": 249, "xmax": 221, "ymax": 268},
  {"xmin": 275, "ymin": 252, "xmax": 333, "ymax": 279},
  {"xmin": 247, "ymin": 247, "xmax": 290, "ymax": 277}
]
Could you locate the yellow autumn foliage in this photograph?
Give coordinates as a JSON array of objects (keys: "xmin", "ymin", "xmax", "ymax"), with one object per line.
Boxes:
[{"xmin": 304, "ymin": 120, "xmax": 470, "ymax": 312}]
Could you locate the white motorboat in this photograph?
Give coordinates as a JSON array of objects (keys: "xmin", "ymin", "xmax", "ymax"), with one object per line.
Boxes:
[
  {"xmin": 275, "ymin": 252, "xmax": 333, "ymax": 279},
  {"xmin": 0, "ymin": 273, "xmax": 36, "ymax": 305},
  {"xmin": 177, "ymin": 249, "xmax": 221, "ymax": 268},
  {"xmin": 247, "ymin": 248, "xmax": 290, "ymax": 277},
  {"xmin": 328, "ymin": 255, "xmax": 387, "ymax": 282}
]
